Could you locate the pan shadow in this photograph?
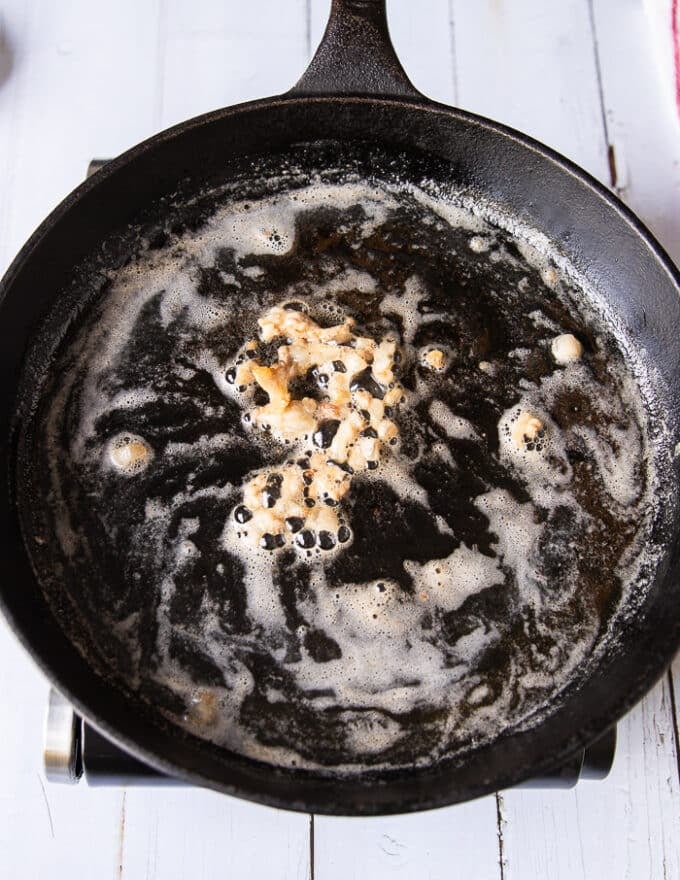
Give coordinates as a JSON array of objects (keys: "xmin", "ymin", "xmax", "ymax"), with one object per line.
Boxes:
[{"xmin": 0, "ymin": 16, "xmax": 15, "ymax": 92}]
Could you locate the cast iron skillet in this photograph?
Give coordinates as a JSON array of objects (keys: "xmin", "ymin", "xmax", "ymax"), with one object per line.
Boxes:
[{"xmin": 1, "ymin": 0, "xmax": 679, "ymax": 815}]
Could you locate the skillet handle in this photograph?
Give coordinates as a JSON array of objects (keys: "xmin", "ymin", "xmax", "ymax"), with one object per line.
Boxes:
[{"xmin": 290, "ymin": 0, "xmax": 423, "ymax": 98}]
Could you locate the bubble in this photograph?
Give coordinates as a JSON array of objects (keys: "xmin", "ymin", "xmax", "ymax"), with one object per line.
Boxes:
[
  {"xmin": 260, "ymin": 533, "xmax": 285, "ymax": 551},
  {"xmin": 296, "ymin": 530, "xmax": 315, "ymax": 549},
  {"xmin": 234, "ymin": 505, "xmax": 252, "ymax": 523},
  {"xmin": 318, "ymin": 531, "xmax": 336, "ymax": 550}
]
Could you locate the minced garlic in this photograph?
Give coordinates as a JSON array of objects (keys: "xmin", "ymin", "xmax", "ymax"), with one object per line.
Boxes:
[
  {"xmin": 421, "ymin": 348, "xmax": 446, "ymax": 371},
  {"xmin": 226, "ymin": 305, "xmax": 404, "ymax": 552}
]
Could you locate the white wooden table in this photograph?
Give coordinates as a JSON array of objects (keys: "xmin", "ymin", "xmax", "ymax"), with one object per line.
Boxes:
[{"xmin": 1, "ymin": 2, "xmax": 679, "ymax": 877}]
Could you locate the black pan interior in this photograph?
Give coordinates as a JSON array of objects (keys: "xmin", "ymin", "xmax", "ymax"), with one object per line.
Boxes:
[{"xmin": 2, "ymin": 98, "xmax": 680, "ymax": 812}]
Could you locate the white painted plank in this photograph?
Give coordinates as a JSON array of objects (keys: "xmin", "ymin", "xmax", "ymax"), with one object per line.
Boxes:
[
  {"xmin": 451, "ymin": 0, "xmax": 609, "ymax": 182},
  {"xmin": 0, "ymin": 618, "xmax": 125, "ymax": 878},
  {"xmin": 672, "ymin": 657, "xmax": 680, "ymax": 784},
  {"xmin": 314, "ymin": 798, "xmax": 501, "ymax": 880},
  {"xmin": 642, "ymin": 0, "xmax": 680, "ymax": 135},
  {"xmin": 0, "ymin": 4, "xmax": 162, "ymax": 877},
  {"xmin": 499, "ymin": 678, "xmax": 680, "ymax": 880},
  {"xmin": 155, "ymin": 0, "xmax": 309, "ymax": 131},
  {"xmin": 589, "ymin": 4, "xmax": 680, "ymax": 864},
  {"xmin": 0, "ymin": 0, "xmax": 163, "ymax": 275},
  {"xmin": 0, "ymin": 0, "xmax": 156, "ymax": 878},
  {"xmin": 309, "ymin": 0, "xmax": 330, "ymax": 55},
  {"xmin": 388, "ymin": 1, "xmax": 458, "ymax": 105},
  {"xmin": 121, "ymin": 789, "xmax": 310, "ymax": 880},
  {"xmin": 591, "ymin": 0, "xmax": 680, "ymax": 266},
  {"xmin": 588, "ymin": 0, "xmax": 680, "ymax": 852}
]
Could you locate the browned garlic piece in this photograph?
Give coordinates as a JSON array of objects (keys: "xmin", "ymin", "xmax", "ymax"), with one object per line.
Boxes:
[
  {"xmin": 551, "ymin": 333, "xmax": 583, "ymax": 364},
  {"xmin": 185, "ymin": 689, "xmax": 218, "ymax": 726},
  {"xmin": 510, "ymin": 412, "xmax": 545, "ymax": 449},
  {"xmin": 226, "ymin": 305, "xmax": 404, "ymax": 552},
  {"xmin": 469, "ymin": 235, "xmax": 491, "ymax": 253},
  {"xmin": 542, "ymin": 266, "xmax": 559, "ymax": 287},
  {"xmin": 420, "ymin": 348, "xmax": 446, "ymax": 371},
  {"xmin": 107, "ymin": 433, "xmax": 153, "ymax": 474}
]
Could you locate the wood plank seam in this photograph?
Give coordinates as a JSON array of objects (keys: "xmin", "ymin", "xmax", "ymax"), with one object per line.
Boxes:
[
  {"xmin": 586, "ymin": 0, "xmax": 618, "ymax": 189},
  {"xmin": 36, "ymin": 772, "xmax": 55, "ymax": 839},
  {"xmin": 495, "ymin": 792, "xmax": 507, "ymax": 879},
  {"xmin": 117, "ymin": 791, "xmax": 127, "ymax": 880},
  {"xmin": 309, "ymin": 813, "xmax": 315, "ymax": 880},
  {"xmin": 667, "ymin": 671, "xmax": 680, "ymax": 788}
]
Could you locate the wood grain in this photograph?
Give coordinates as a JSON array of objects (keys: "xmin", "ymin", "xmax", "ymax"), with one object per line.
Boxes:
[
  {"xmin": 155, "ymin": 0, "xmax": 309, "ymax": 130},
  {"xmin": 314, "ymin": 798, "xmax": 502, "ymax": 880},
  {"xmin": 120, "ymin": 789, "xmax": 309, "ymax": 880},
  {"xmin": 591, "ymin": 0, "xmax": 680, "ymax": 262}
]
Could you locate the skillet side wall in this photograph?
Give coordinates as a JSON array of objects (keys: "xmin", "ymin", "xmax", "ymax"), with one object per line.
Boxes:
[{"xmin": 0, "ymin": 97, "xmax": 679, "ymax": 814}]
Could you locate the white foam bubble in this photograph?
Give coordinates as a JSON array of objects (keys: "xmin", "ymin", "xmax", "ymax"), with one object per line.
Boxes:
[
  {"xmin": 534, "ymin": 363, "xmax": 649, "ymax": 512},
  {"xmin": 222, "ymin": 521, "xmax": 288, "ymax": 630},
  {"xmin": 408, "ymin": 185, "xmax": 489, "ymax": 234},
  {"xmin": 342, "ymin": 712, "xmax": 405, "ymax": 754},
  {"xmin": 309, "ymin": 267, "xmax": 378, "ymax": 297},
  {"xmin": 475, "ymin": 489, "xmax": 545, "ymax": 608},
  {"xmin": 498, "ymin": 403, "xmax": 572, "ymax": 503},
  {"xmin": 528, "ymin": 308, "xmax": 561, "ymax": 333},
  {"xmin": 404, "ymin": 543, "xmax": 504, "ymax": 611},
  {"xmin": 380, "ymin": 275, "xmax": 431, "ymax": 344},
  {"xmin": 202, "ymin": 182, "xmax": 399, "ymax": 262},
  {"xmin": 429, "ymin": 401, "xmax": 480, "ymax": 442},
  {"xmin": 290, "ymin": 571, "xmax": 484, "ymax": 716},
  {"xmin": 241, "ymin": 265, "xmax": 265, "ymax": 279}
]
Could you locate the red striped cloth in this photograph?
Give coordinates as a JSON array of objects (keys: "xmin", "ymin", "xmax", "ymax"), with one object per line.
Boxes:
[
  {"xmin": 645, "ymin": 0, "xmax": 680, "ymax": 123},
  {"xmin": 674, "ymin": 0, "xmax": 680, "ymax": 118}
]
